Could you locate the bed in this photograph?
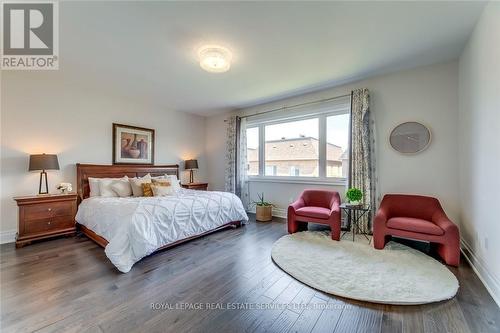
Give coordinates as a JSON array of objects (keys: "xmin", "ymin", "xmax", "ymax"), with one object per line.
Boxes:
[{"xmin": 75, "ymin": 163, "xmax": 248, "ymax": 272}]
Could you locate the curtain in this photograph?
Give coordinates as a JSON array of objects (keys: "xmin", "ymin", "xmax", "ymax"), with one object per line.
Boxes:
[
  {"xmin": 225, "ymin": 116, "xmax": 250, "ymax": 211},
  {"xmin": 224, "ymin": 115, "xmax": 238, "ymax": 193},
  {"xmin": 237, "ymin": 118, "xmax": 250, "ymax": 209},
  {"xmin": 350, "ymin": 88, "xmax": 377, "ymax": 233}
]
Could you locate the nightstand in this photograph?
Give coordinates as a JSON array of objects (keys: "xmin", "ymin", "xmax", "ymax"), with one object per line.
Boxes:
[
  {"xmin": 181, "ymin": 182, "xmax": 208, "ymax": 191},
  {"xmin": 14, "ymin": 193, "xmax": 78, "ymax": 248}
]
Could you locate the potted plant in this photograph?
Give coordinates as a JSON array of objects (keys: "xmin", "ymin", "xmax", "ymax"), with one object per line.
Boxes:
[
  {"xmin": 251, "ymin": 193, "xmax": 274, "ymax": 222},
  {"xmin": 346, "ymin": 187, "xmax": 363, "ymax": 206}
]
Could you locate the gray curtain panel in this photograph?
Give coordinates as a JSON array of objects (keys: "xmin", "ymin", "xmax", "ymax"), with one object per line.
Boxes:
[
  {"xmin": 224, "ymin": 115, "xmax": 238, "ymax": 193},
  {"xmin": 350, "ymin": 88, "xmax": 377, "ymax": 233},
  {"xmin": 224, "ymin": 115, "xmax": 250, "ymax": 213}
]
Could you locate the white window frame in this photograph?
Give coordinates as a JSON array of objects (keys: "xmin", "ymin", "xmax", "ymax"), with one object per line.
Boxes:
[{"xmin": 245, "ymin": 102, "xmax": 350, "ymax": 186}]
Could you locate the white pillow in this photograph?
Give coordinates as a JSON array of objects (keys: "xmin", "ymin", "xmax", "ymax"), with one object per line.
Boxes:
[
  {"xmin": 110, "ymin": 178, "xmax": 132, "ymax": 197},
  {"xmin": 88, "ymin": 177, "xmax": 102, "ymax": 197},
  {"xmin": 89, "ymin": 177, "xmax": 125, "ymax": 197},
  {"xmin": 151, "ymin": 183, "xmax": 174, "ymax": 197},
  {"xmin": 99, "ymin": 176, "xmax": 129, "ymax": 197},
  {"xmin": 129, "ymin": 174, "xmax": 152, "ymax": 197},
  {"xmin": 165, "ymin": 174, "xmax": 181, "ymax": 192}
]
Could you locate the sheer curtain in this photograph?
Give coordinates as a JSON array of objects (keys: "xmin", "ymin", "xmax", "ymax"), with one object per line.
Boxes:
[
  {"xmin": 224, "ymin": 116, "xmax": 250, "ymax": 211},
  {"xmin": 350, "ymin": 88, "xmax": 377, "ymax": 233}
]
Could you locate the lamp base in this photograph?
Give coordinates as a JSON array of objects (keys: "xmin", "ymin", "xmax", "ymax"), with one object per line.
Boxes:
[{"xmin": 39, "ymin": 171, "xmax": 49, "ymax": 195}]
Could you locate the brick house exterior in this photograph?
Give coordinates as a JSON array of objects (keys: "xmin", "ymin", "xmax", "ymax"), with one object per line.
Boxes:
[{"xmin": 247, "ymin": 137, "xmax": 348, "ymax": 178}]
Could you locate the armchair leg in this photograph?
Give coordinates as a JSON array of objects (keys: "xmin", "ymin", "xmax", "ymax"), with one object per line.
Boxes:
[
  {"xmin": 437, "ymin": 242, "xmax": 460, "ymax": 267},
  {"xmin": 330, "ymin": 223, "xmax": 341, "ymax": 241},
  {"xmin": 288, "ymin": 217, "xmax": 307, "ymax": 234},
  {"xmin": 373, "ymin": 231, "xmax": 389, "ymax": 249}
]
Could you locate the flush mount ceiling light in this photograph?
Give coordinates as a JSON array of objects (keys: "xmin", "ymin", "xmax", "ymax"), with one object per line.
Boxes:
[{"xmin": 198, "ymin": 45, "xmax": 232, "ymax": 73}]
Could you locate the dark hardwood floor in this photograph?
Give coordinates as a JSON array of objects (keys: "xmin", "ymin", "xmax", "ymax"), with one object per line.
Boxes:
[{"xmin": 1, "ymin": 215, "xmax": 499, "ymax": 333}]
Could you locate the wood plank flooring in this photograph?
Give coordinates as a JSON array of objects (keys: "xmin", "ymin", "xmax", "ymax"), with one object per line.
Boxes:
[{"xmin": 1, "ymin": 216, "xmax": 499, "ymax": 333}]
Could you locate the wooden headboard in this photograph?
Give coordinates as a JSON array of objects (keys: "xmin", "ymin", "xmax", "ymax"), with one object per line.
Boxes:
[{"xmin": 76, "ymin": 163, "xmax": 179, "ymax": 202}]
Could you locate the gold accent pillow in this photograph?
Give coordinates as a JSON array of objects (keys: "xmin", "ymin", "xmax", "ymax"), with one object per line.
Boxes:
[
  {"xmin": 151, "ymin": 184, "xmax": 174, "ymax": 197},
  {"xmin": 152, "ymin": 179, "xmax": 171, "ymax": 186},
  {"xmin": 129, "ymin": 176, "xmax": 151, "ymax": 197},
  {"xmin": 151, "ymin": 179, "xmax": 174, "ymax": 196},
  {"xmin": 141, "ymin": 183, "xmax": 154, "ymax": 197}
]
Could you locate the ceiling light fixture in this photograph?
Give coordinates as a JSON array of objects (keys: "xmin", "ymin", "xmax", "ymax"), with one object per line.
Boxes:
[{"xmin": 198, "ymin": 45, "xmax": 232, "ymax": 73}]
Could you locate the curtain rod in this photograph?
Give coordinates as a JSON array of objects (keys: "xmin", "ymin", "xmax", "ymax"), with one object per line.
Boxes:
[{"xmin": 224, "ymin": 93, "xmax": 352, "ymax": 122}]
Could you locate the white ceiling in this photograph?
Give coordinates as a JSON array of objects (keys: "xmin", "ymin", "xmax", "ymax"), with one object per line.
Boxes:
[{"xmin": 59, "ymin": 1, "xmax": 485, "ymax": 115}]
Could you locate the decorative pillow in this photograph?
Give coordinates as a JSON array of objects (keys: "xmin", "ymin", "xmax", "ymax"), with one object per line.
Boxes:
[
  {"xmin": 99, "ymin": 176, "xmax": 129, "ymax": 197},
  {"xmin": 129, "ymin": 175, "xmax": 151, "ymax": 197},
  {"xmin": 141, "ymin": 183, "xmax": 154, "ymax": 197},
  {"xmin": 152, "ymin": 179, "xmax": 171, "ymax": 186},
  {"xmin": 110, "ymin": 178, "xmax": 132, "ymax": 197},
  {"xmin": 151, "ymin": 183, "xmax": 175, "ymax": 197}
]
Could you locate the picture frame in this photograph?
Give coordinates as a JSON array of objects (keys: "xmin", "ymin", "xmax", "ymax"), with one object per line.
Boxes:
[{"xmin": 112, "ymin": 123, "xmax": 155, "ymax": 164}]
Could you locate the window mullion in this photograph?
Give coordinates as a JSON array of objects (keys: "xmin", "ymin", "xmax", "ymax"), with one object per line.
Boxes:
[
  {"xmin": 258, "ymin": 123, "xmax": 265, "ymax": 176},
  {"xmin": 318, "ymin": 115, "xmax": 327, "ymax": 179}
]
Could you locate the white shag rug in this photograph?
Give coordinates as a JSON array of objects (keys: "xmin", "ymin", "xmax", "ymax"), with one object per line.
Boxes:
[{"xmin": 271, "ymin": 231, "xmax": 459, "ymax": 305}]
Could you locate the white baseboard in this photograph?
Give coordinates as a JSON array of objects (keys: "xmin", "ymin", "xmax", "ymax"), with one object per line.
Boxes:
[
  {"xmin": 0, "ymin": 230, "xmax": 17, "ymax": 244},
  {"xmin": 460, "ymin": 238, "xmax": 500, "ymax": 308},
  {"xmin": 247, "ymin": 207, "xmax": 287, "ymax": 219}
]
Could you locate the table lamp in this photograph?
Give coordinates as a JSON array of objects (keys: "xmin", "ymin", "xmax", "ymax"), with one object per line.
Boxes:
[
  {"xmin": 29, "ymin": 154, "xmax": 59, "ymax": 194},
  {"xmin": 184, "ymin": 159, "xmax": 198, "ymax": 184}
]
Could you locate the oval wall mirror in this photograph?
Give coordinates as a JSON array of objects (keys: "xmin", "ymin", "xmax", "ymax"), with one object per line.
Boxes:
[{"xmin": 389, "ymin": 122, "xmax": 431, "ymax": 154}]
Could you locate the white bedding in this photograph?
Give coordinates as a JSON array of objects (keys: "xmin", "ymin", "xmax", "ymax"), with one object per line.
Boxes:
[{"xmin": 76, "ymin": 189, "xmax": 248, "ymax": 272}]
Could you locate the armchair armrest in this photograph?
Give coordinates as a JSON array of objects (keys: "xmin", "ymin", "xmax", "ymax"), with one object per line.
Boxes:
[
  {"xmin": 432, "ymin": 210, "xmax": 457, "ymax": 233},
  {"xmin": 288, "ymin": 197, "xmax": 306, "ymax": 213},
  {"xmin": 374, "ymin": 206, "xmax": 389, "ymax": 228},
  {"xmin": 330, "ymin": 201, "xmax": 340, "ymax": 215}
]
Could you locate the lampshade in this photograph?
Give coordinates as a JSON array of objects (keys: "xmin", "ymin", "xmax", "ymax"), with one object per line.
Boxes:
[
  {"xmin": 184, "ymin": 159, "xmax": 199, "ymax": 170},
  {"xmin": 29, "ymin": 154, "xmax": 59, "ymax": 171}
]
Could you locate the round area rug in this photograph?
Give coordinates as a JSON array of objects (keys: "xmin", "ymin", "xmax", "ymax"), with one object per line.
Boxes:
[{"xmin": 271, "ymin": 231, "xmax": 459, "ymax": 305}]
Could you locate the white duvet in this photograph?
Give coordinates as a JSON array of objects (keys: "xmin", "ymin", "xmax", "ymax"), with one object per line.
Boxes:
[{"xmin": 76, "ymin": 189, "xmax": 248, "ymax": 273}]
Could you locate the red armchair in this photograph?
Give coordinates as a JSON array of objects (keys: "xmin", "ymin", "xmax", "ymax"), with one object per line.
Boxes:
[
  {"xmin": 373, "ymin": 194, "xmax": 460, "ymax": 266},
  {"xmin": 288, "ymin": 190, "xmax": 341, "ymax": 241}
]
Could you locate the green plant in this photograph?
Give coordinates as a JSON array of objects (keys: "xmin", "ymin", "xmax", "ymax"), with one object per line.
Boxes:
[
  {"xmin": 346, "ymin": 188, "xmax": 363, "ymax": 202},
  {"xmin": 250, "ymin": 192, "xmax": 274, "ymax": 207}
]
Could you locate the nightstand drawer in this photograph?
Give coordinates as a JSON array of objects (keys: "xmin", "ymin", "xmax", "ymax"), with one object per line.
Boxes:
[
  {"xmin": 181, "ymin": 183, "xmax": 208, "ymax": 191},
  {"xmin": 24, "ymin": 201, "xmax": 75, "ymax": 221},
  {"xmin": 24, "ymin": 215, "xmax": 74, "ymax": 235},
  {"xmin": 189, "ymin": 184, "xmax": 207, "ymax": 190}
]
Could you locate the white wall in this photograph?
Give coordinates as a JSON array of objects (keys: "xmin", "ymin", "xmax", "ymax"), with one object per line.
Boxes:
[
  {"xmin": 0, "ymin": 71, "xmax": 207, "ymax": 240},
  {"xmin": 207, "ymin": 62, "xmax": 460, "ymax": 221},
  {"xmin": 205, "ymin": 111, "xmax": 233, "ymax": 193},
  {"xmin": 458, "ymin": 2, "xmax": 500, "ymax": 306}
]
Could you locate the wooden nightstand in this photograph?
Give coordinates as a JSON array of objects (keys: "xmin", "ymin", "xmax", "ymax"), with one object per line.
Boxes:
[
  {"xmin": 181, "ymin": 182, "xmax": 208, "ymax": 191},
  {"xmin": 14, "ymin": 193, "xmax": 78, "ymax": 248}
]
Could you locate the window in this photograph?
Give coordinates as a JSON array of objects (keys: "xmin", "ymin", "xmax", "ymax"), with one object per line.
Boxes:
[
  {"xmin": 245, "ymin": 95, "xmax": 350, "ymax": 183},
  {"xmin": 326, "ymin": 113, "xmax": 350, "ymax": 178},
  {"xmin": 289, "ymin": 166, "xmax": 300, "ymax": 176},
  {"xmin": 265, "ymin": 165, "xmax": 277, "ymax": 176},
  {"xmin": 265, "ymin": 118, "xmax": 319, "ymax": 177},
  {"xmin": 246, "ymin": 127, "xmax": 259, "ymax": 176}
]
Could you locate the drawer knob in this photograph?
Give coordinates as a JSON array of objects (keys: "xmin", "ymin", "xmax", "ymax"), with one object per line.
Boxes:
[
  {"xmin": 47, "ymin": 208, "xmax": 52, "ymax": 212},
  {"xmin": 47, "ymin": 221, "xmax": 51, "ymax": 225}
]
